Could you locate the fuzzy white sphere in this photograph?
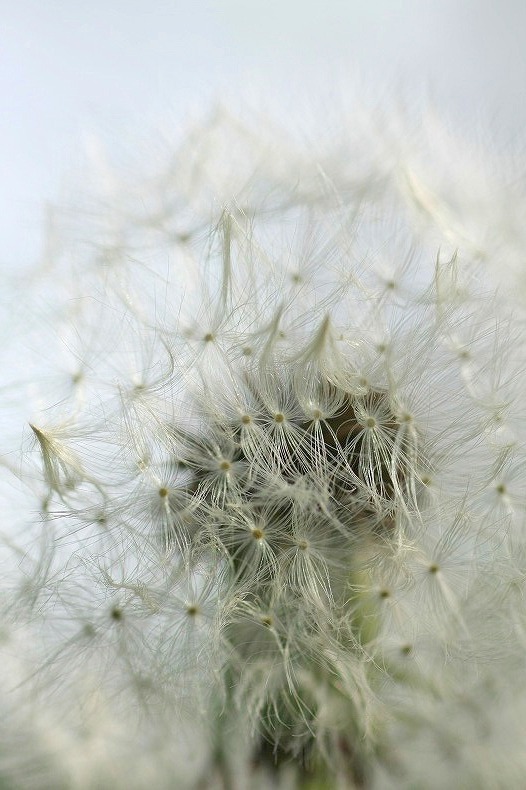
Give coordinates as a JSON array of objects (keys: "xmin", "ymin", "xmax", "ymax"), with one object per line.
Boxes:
[{"xmin": 2, "ymin": 106, "xmax": 526, "ymax": 789}]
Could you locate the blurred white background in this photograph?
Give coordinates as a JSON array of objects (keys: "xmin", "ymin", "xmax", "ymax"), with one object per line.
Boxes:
[{"xmin": 2, "ymin": 0, "xmax": 526, "ymax": 269}]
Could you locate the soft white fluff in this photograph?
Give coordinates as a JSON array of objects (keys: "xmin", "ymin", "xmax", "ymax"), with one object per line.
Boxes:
[{"xmin": 2, "ymin": 106, "xmax": 526, "ymax": 789}]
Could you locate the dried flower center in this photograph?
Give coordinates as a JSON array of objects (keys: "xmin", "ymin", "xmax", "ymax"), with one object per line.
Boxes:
[{"xmin": 171, "ymin": 382, "xmax": 417, "ymax": 568}]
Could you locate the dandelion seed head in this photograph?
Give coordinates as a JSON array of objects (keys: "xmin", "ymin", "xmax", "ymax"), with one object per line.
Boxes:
[{"xmin": 8, "ymin": 105, "xmax": 526, "ymax": 789}]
